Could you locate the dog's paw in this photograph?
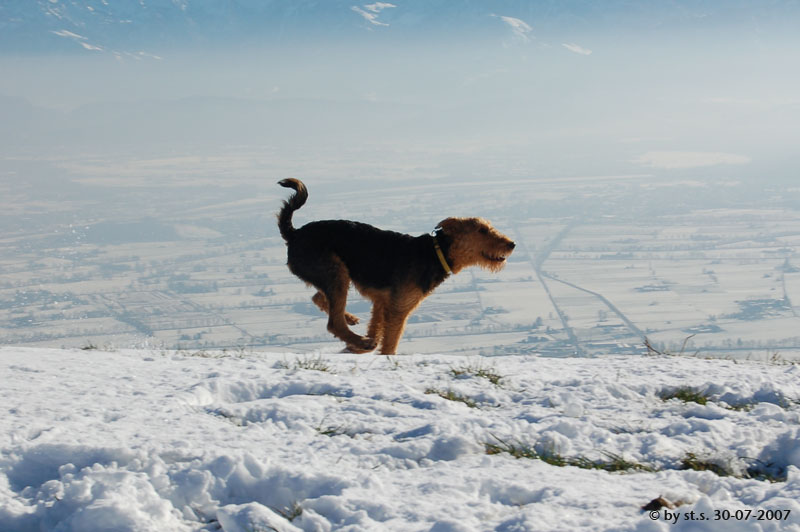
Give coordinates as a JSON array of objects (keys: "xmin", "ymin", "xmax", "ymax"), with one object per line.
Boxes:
[
  {"xmin": 344, "ymin": 312, "xmax": 360, "ymax": 326},
  {"xmin": 345, "ymin": 336, "xmax": 377, "ymax": 354},
  {"xmin": 363, "ymin": 336, "xmax": 378, "ymax": 350},
  {"xmin": 344, "ymin": 344, "xmax": 370, "ymax": 354}
]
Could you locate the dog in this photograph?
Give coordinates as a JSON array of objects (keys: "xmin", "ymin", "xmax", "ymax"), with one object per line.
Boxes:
[{"xmin": 277, "ymin": 178, "xmax": 515, "ymax": 354}]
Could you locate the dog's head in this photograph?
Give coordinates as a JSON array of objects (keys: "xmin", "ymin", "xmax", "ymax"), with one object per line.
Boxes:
[{"xmin": 436, "ymin": 217, "xmax": 515, "ymax": 273}]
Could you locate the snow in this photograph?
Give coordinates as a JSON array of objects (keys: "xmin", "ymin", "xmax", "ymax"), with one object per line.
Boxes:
[{"xmin": 1, "ymin": 346, "xmax": 799, "ymax": 531}]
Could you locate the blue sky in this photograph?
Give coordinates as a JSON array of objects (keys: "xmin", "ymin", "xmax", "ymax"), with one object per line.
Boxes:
[{"xmin": 1, "ymin": 1, "xmax": 798, "ymax": 179}]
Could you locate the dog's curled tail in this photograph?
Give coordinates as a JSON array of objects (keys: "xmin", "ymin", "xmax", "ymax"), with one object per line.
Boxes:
[{"xmin": 277, "ymin": 178, "xmax": 308, "ymax": 241}]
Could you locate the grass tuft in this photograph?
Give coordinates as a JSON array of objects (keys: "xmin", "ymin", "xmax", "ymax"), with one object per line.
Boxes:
[
  {"xmin": 272, "ymin": 501, "xmax": 303, "ymax": 522},
  {"xmin": 485, "ymin": 437, "xmax": 655, "ymax": 473},
  {"xmin": 680, "ymin": 453, "xmax": 788, "ymax": 482},
  {"xmin": 659, "ymin": 386, "xmax": 709, "ymax": 405},
  {"xmin": 206, "ymin": 408, "xmax": 244, "ymax": 427},
  {"xmin": 722, "ymin": 401, "xmax": 758, "ymax": 412},
  {"xmin": 295, "ymin": 355, "xmax": 332, "ymax": 372},
  {"xmin": 449, "ymin": 361, "xmax": 504, "ymax": 386},
  {"xmin": 425, "ymin": 388, "xmax": 478, "ymax": 408},
  {"xmin": 317, "ymin": 425, "xmax": 347, "ymax": 437},
  {"xmin": 485, "ymin": 438, "xmax": 540, "ymax": 460},
  {"xmin": 596, "ymin": 451, "xmax": 657, "ymax": 472},
  {"xmin": 317, "ymin": 424, "xmax": 372, "ymax": 439},
  {"xmin": 745, "ymin": 459, "xmax": 788, "ymax": 483},
  {"xmin": 382, "ymin": 355, "xmax": 402, "ymax": 370},
  {"xmin": 277, "ymin": 355, "xmax": 332, "ymax": 372},
  {"xmin": 680, "ymin": 452, "xmax": 736, "ymax": 477}
]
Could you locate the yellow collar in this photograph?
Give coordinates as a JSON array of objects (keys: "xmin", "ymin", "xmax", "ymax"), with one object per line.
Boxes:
[{"xmin": 432, "ymin": 235, "xmax": 452, "ymax": 275}]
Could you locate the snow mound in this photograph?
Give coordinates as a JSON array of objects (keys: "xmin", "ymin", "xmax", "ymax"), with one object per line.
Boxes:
[{"xmin": 1, "ymin": 347, "xmax": 799, "ymax": 531}]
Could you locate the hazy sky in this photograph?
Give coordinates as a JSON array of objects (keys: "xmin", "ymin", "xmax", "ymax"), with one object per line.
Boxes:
[{"xmin": 1, "ymin": 1, "xmax": 798, "ymax": 180}]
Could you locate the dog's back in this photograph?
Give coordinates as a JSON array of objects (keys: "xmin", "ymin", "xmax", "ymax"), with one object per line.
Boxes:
[{"xmin": 289, "ymin": 219, "xmax": 445, "ymax": 292}]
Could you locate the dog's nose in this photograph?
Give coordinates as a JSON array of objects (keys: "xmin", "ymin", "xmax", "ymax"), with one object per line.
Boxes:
[{"xmin": 508, "ymin": 241, "xmax": 516, "ymax": 250}]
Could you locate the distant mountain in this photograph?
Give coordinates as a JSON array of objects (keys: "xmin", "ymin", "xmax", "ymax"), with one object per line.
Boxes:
[{"xmin": 3, "ymin": 0, "xmax": 798, "ymax": 55}]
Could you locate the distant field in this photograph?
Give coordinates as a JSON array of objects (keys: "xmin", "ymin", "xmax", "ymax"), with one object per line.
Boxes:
[{"xmin": 2, "ymin": 158, "xmax": 800, "ymax": 360}]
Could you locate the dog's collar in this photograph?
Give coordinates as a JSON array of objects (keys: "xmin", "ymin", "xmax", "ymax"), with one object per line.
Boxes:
[{"xmin": 432, "ymin": 234, "xmax": 452, "ymax": 275}]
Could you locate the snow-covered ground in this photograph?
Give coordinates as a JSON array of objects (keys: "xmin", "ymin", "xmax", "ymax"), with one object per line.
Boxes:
[{"xmin": 1, "ymin": 346, "xmax": 799, "ymax": 531}]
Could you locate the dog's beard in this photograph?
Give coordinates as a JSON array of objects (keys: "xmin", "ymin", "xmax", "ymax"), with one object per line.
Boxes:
[{"xmin": 479, "ymin": 250, "xmax": 509, "ymax": 272}]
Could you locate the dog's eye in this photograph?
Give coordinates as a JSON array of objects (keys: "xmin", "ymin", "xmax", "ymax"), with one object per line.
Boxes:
[{"xmin": 479, "ymin": 227, "xmax": 488, "ymax": 235}]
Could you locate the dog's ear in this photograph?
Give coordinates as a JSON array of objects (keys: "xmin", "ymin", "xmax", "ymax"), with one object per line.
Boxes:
[{"xmin": 435, "ymin": 217, "xmax": 460, "ymax": 235}]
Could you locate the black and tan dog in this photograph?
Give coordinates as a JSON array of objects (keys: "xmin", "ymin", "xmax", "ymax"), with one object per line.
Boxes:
[{"xmin": 277, "ymin": 178, "xmax": 515, "ymax": 354}]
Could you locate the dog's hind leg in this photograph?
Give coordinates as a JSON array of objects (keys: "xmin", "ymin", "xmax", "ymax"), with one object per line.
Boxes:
[
  {"xmin": 311, "ymin": 291, "xmax": 359, "ymax": 325},
  {"xmin": 323, "ymin": 258, "xmax": 376, "ymax": 353}
]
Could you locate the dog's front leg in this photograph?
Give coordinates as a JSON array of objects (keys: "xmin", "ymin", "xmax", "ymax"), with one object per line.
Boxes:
[
  {"xmin": 380, "ymin": 307, "xmax": 413, "ymax": 355},
  {"xmin": 366, "ymin": 298, "xmax": 386, "ymax": 348}
]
